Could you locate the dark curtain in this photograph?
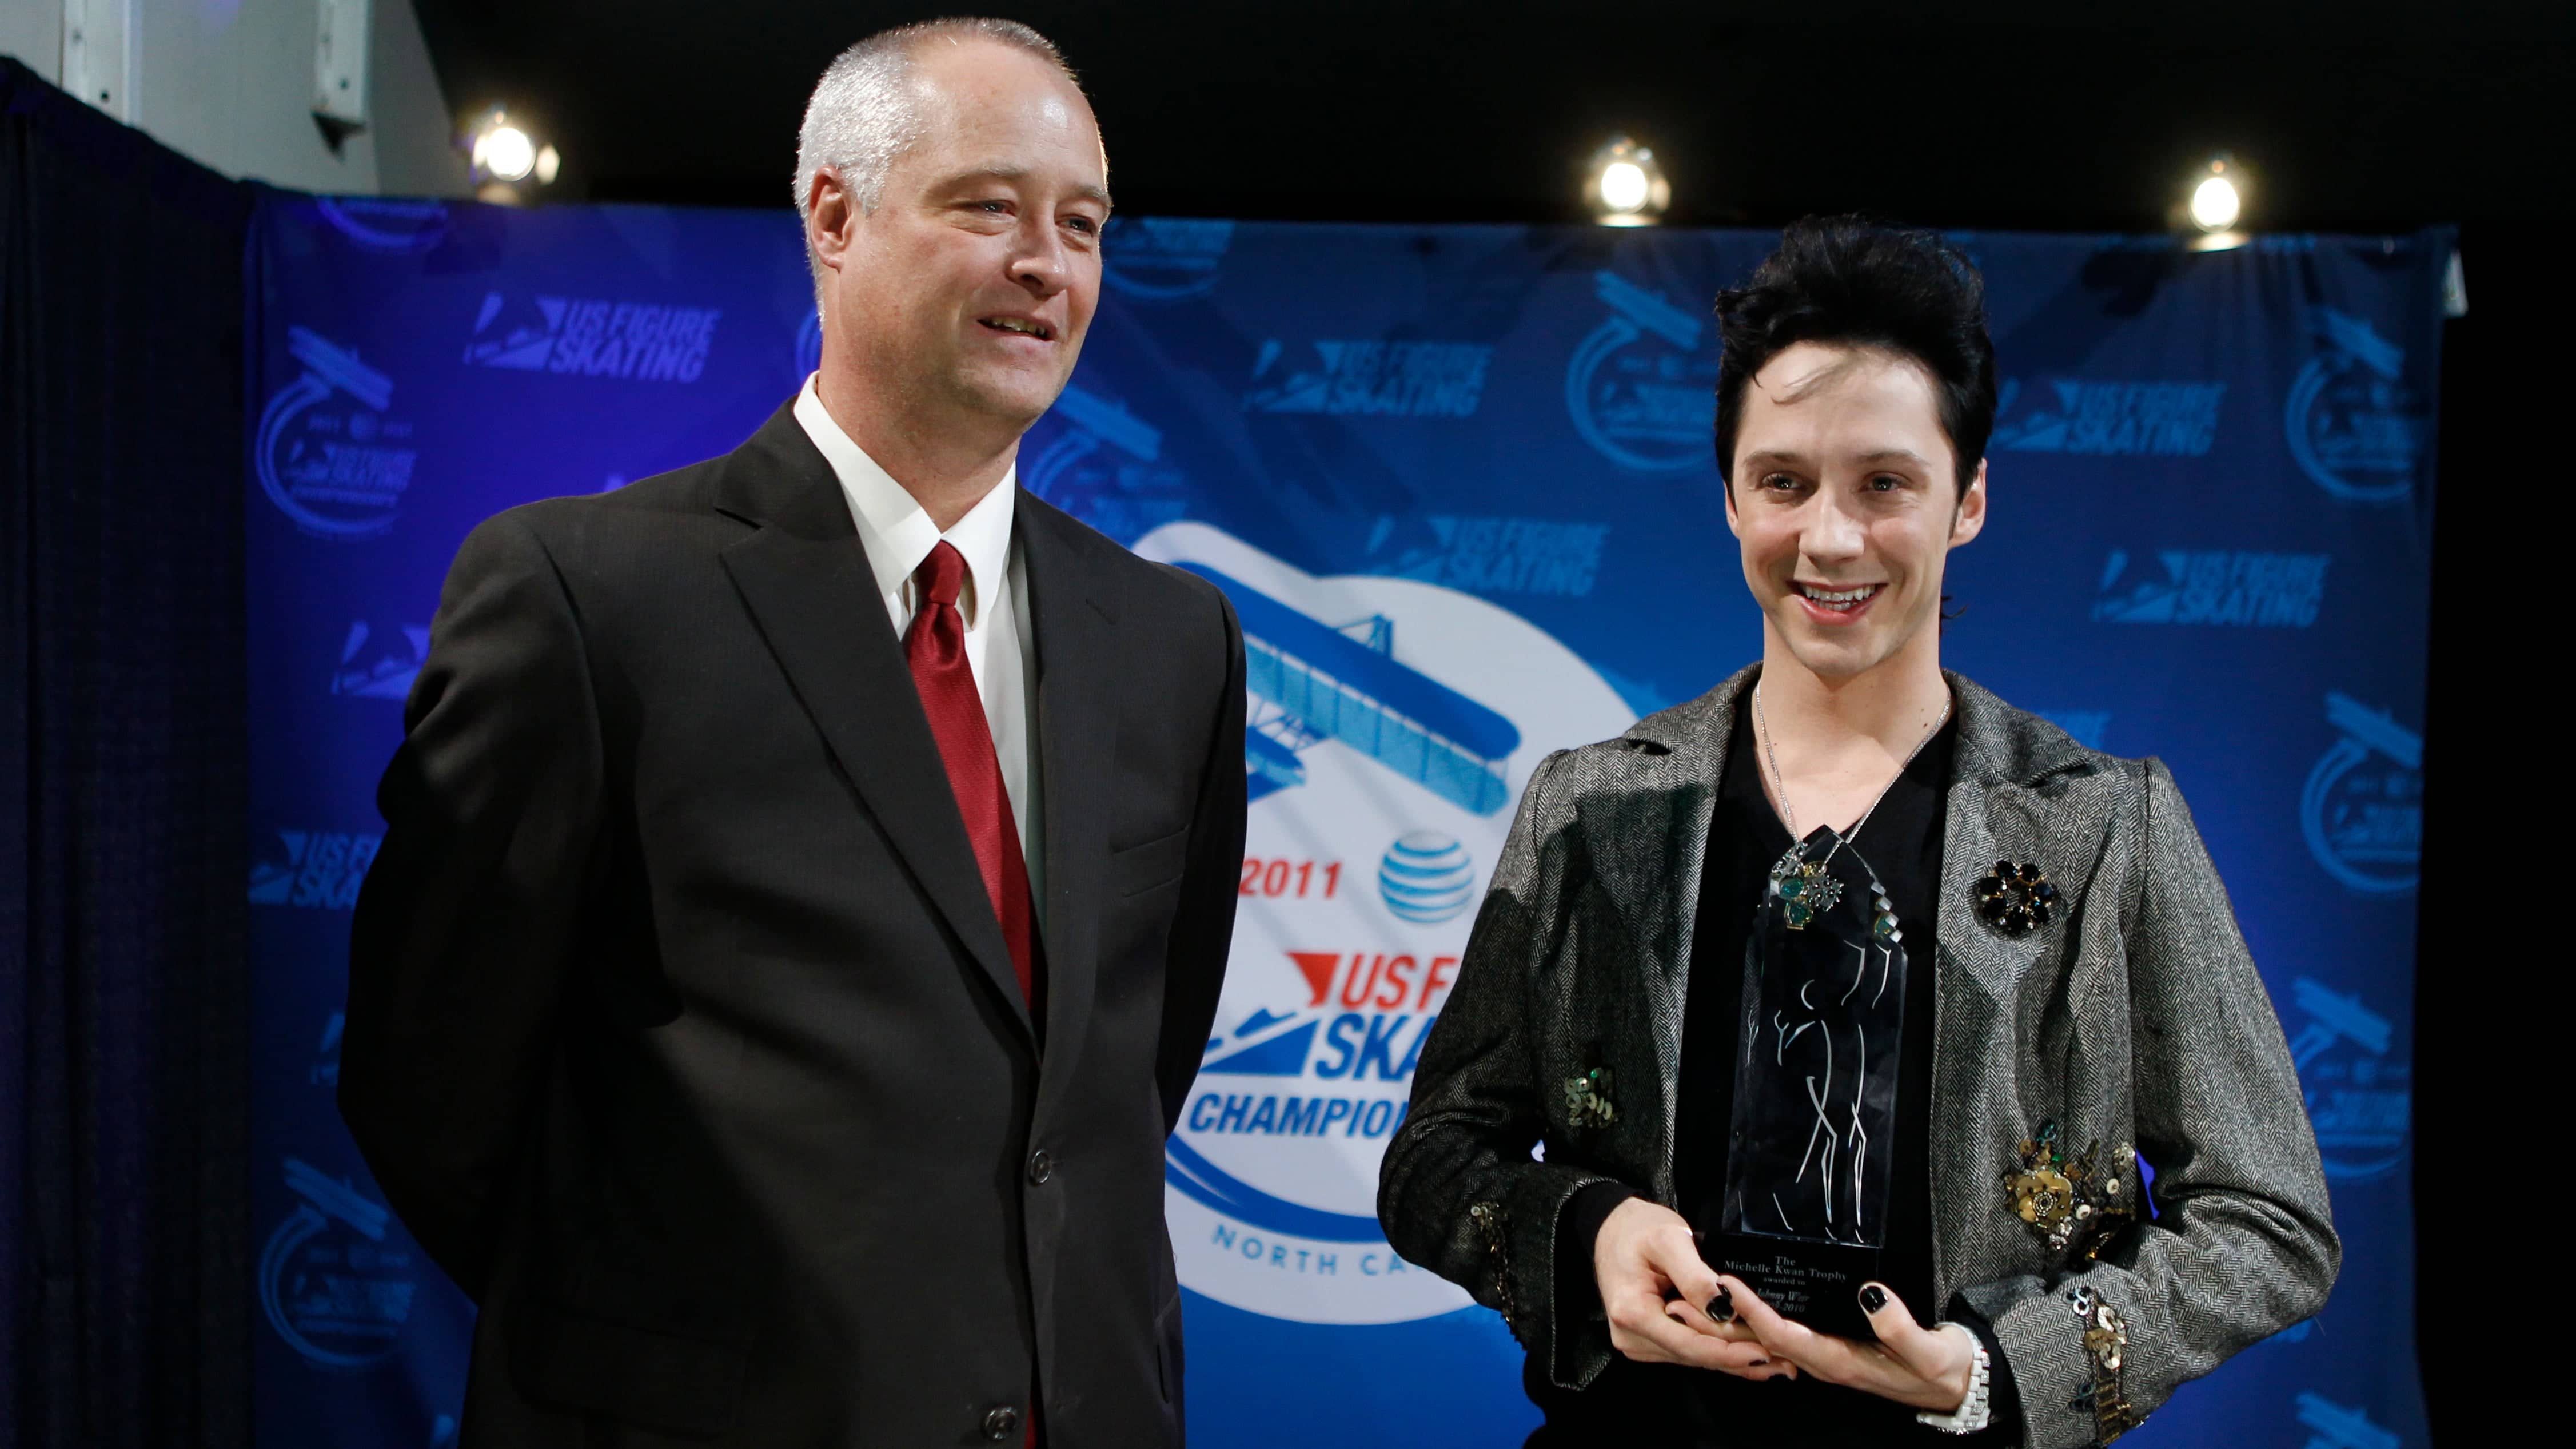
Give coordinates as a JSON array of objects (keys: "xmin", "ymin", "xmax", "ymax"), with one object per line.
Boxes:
[
  {"xmin": 2413, "ymin": 221, "xmax": 2539, "ymax": 1445},
  {"xmin": 1, "ymin": 58, "xmax": 252, "ymax": 1449}
]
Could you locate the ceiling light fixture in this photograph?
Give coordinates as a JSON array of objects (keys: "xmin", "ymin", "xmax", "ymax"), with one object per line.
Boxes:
[
  {"xmin": 2180, "ymin": 153, "xmax": 2248, "ymax": 252},
  {"xmin": 464, "ymin": 107, "xmax": 561, "ymax": 205},
  {"xmin": 1586, "ymin": 136, "xmax": 1669, "ymax": 227}
]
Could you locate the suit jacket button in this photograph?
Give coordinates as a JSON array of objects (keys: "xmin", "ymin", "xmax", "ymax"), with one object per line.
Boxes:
[
  {"xmin": 1027, "ymin": 1149, "xmax": 1054, "ymax": 1185},
  {"xmin": 983, "ymin": 1406, "xmax": 1020, "ymax": 1440}
]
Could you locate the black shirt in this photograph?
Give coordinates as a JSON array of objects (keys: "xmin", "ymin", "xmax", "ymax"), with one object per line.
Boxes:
[{"xmin": 1530, "ymin": 695, "xmax": 2015, "ymax": 1447}]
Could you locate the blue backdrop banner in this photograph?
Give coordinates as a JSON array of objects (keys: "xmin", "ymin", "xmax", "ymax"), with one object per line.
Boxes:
[{"xmin": 246, "ymin": 196, "xmax": 2443, "ymax": 1448}]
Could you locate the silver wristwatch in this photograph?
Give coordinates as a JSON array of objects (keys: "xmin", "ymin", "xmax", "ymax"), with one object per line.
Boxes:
[{"xmin": 1916, "ymin": 1323, "xmax": 1994, "ymax": 1435}]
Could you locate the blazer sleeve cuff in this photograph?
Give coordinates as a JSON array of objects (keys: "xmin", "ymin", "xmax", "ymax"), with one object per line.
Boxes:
[{"xmin": 1537, "ymin": 1177, "xmax": 1633, "ymax": 1391}]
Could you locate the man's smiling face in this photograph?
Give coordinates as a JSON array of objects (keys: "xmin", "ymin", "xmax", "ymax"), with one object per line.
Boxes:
[
  {"xmin": 823, "ymin": 38, "xmax": 1109, "ymax": 433},
  {"xmin": 1724, "ymin": 340, "xmax": 1987, "ymax": 683}
]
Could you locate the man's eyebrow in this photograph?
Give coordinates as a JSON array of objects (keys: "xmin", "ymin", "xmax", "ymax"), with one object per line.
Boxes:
[
  {"xmin": 940, "ymin": 165, "xmax": 1112, "ymax": 209},
  {"xmin": 1737, "ymin": 449, "xmax": 1809, "ymax": 468},
  {"xmin": 1737, "ymin": 447, "xmax": 1935, "ymax": 469}
]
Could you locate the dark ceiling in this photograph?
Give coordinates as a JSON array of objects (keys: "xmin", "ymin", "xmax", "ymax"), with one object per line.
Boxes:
[{"xmin": 416, "ymin": 0, "xmax": 2569, "ymax": 233}]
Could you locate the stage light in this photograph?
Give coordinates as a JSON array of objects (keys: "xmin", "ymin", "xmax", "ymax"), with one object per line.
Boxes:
[
  {"xmin": 2179, "ymin": 153, "xmax": 2248, "ymax": 250},
  {"xmin": 478, "ymin": 124, "xmax": 536, "ymax": 182},
  {"xmin": 1586, "ymin": 136, "xmax": 1669, "ymax": 226},
  {"xmin": 1600, "ymin": 161, "xmax": 1649, "ymax": 213},
  {"xmin": 2190, "ymin": 173, "xmax": 2240, "ymax": 232},
  {"xmin": 464, "ymin": 107, "xmax": 560, "ymax": 204}
]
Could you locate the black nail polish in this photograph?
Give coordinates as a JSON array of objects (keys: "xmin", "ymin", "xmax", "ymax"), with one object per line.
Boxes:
[
  {"xmin": 1859, "ymin": 1284, "xmax": 1887, "ymax": 1315},
  {"xmin": 1708, "ymin": 1285, "xmax": 1736, "ymax": 1324}
]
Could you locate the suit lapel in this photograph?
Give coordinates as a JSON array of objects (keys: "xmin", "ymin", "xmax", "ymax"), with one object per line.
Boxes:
[
  {"xmin": 1935, "ymin": 674, "xmax": 2106, "ymax": 1005},
  {"xmin": 712, "ymin": 406, "xmax": 1032, "ymax": 1042},
  {"xmin": 1927, "ymin": 674, "xmax": 2110, "ymax": 1295},
  {"xmin": 1578, "ymin": 669, "xmax": 1745, "ymax": 1204},
  {"xmin": 1016, "ymin": 499, "xmax": 1120, "ymax": 1098}
]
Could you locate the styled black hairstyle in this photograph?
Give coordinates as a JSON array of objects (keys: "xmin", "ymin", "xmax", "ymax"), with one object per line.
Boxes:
[{"xmin": 1713, "ymin": 216, "xmax": 1997, "ymax": 495}]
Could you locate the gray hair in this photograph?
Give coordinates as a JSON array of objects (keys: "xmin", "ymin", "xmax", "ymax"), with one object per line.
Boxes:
[{"xmin": 792, "ymin": 18, "xmax": 1080, "ymax": 297}]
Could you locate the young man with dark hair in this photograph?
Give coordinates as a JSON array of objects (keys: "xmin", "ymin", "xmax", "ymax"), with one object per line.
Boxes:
[{"xmin": 1379, "ymin": 218, "xmax": 2335, "ymax": 1447}]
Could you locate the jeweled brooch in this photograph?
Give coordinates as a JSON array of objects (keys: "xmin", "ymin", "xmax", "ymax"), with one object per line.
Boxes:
[
  {"xmin": 2065, "ymin": 1287, "xmax": 2146, "ymax": 1444},
  {"xmin": 2001, "ymin": 1122, "xmax": 2135, "ymax": 1258},
  {"xmin": 1769, "ymin": 846, "xmax": 1843, "ymax": 930},
  {"xmin": 1564, "ymin": 1065, "xmax": 1616, "ymax": 1131},
  {"xmin": 1975, "ymin": 859, "xmax": 2059, "ymax": 936}
]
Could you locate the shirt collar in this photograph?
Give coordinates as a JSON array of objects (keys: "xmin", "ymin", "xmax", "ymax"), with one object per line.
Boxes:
[{"xmin": 793, "ymin": 373, "xmax": 1017, "ymax": 626}]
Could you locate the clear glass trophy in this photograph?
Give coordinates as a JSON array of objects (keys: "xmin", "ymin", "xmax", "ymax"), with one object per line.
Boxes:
[{"xmin": 1709, "ymin": 823, "xmax": 1907, "ymax": 1340}]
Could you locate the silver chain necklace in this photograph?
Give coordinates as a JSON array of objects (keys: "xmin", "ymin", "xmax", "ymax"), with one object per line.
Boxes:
[{"xmin": 1753, "ymin": 682, "xmax": 1952, "ymax": 851}]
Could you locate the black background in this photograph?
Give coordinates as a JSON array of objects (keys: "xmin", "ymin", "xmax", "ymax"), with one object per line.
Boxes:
[{"xmin": 408, "ymin": 3, "xmax": 2567, "ymax": 1436}]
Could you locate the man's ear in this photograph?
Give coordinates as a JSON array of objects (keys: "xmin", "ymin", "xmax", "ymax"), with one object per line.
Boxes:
[
  {"xmin": 807, "ymin": 168, "xmax": 856, "ymax": 276},
  {"xmin": 1949, "ymin": 459, "xmax": 1988, "ymax": 547},
  {"xmin": 1721, "ymin": 473, "xmax": 1742, "ymax": 539}
]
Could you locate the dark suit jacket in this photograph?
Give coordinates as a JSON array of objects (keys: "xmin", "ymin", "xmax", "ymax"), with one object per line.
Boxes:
[{"xmin": 340, "ymin": 403, "xmax": 1248, "ymax": 1448}]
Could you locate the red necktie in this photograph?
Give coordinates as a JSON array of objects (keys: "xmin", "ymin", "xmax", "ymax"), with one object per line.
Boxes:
[{"xmin": 904, "ymin": 541, "xmax": 1040, "ymax": 1017}]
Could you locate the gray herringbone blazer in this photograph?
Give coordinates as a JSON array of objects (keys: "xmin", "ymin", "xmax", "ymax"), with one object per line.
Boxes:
[{"xmin": 1378, "ymin": 667, "xmax": 2337, "ymax": 1448}]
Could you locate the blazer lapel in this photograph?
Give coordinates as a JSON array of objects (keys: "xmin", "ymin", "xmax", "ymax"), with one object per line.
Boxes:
[
  {"xmin": 712, "ymin": 405, "xmax": 1032, "ymax": 1042},
  {"xmin": 1015, "ymin": 498, "xmax": 1120, "ymax": 1100},
  {"xmin": 1934, "ymin": 673, "xmax": 2107, "ymax": 1005},
  {"xmin": 1927, "ymin": 672, "xmax": 2112, "ymax": 1294},
  {"xmin": 1577, "ymin": 668, "xmax": 1746, "ymax": 1203}
]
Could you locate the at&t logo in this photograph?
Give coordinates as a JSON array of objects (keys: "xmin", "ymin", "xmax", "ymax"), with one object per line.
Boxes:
[
  {"xmin": 257, "ymin": 327, "xmax": 417, "ymax": 539},
  {"xmin": 1378, "ymin": 831, "xmax": 1474, "ymax": 924},
  {"xmin": 2286, "ymin": 308, "xmax": 2427, "ymax": 504},
  {"xmin": 1565, "ymin": 270, "xmax": 1717, "ymax": 471},
  {"xmin": 2302, "ymin": 692, "xmax": 2419, "ymax": 894}
]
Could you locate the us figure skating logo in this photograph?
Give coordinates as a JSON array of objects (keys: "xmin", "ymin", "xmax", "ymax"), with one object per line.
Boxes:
[
  {"xmin": 2294, "ymin": 1391, "xmax": 2398, "ymax": 1449},
  {"xmin": 1103, "ymin": 217, "xmax": 1234, "ymax": 301},
  {"xmin": 1134, "ymin": 523, "xmax": 1636, "ymax": 1324},
  {"xmin": 1565, "ymin": 270, "xmax": 1718, "ymax": 472},
  {"xmin": 248, "ymin": 829, "xmax": 381, "ymax": 909},
  {"xmin": 463, "ymin": 293, "xmax": 721, "ymax": 382},
  {"xmin": 2286, "ymin": 309, "xmax": 2427, "ymax": 504},
  {"xmin": 313, "ymin": 197, "xmax": 450, "ymax": 255},
  {"xmin": 2287, "ymin": 978, "xmax": 2410, "ymax": 1181},
  {"xmin": 331, "ymin": 619, "xmax": 430, "ymax": 699},
  {"xmin": 1024, "ymin": 383, "xmax": 1186, "ymax": 544},
  {"xmin": 260, "ymin": 1158, "xmax": 418, "ymax": 1369},
  {"xmin": 2302, "ymin": 692, "xmax": 2420, "ymax": 894},
  {"xmin": 1990, "ymin": 379, "xmax": 2226, "ymax": 456},
  {"xmin": 257, "ymin": 328, "xmax": 417, "ymax": 539}
]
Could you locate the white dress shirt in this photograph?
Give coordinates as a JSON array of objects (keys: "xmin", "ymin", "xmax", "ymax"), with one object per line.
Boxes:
[{"xmin": 792, "ymin": 376, "xmax": 1043, "ymax": 920}]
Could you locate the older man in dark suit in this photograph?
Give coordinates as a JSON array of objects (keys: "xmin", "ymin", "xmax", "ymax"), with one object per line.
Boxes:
[{"xmin": 340, "ymin": 19, "xmax": 1245, "ymax": 1447}]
